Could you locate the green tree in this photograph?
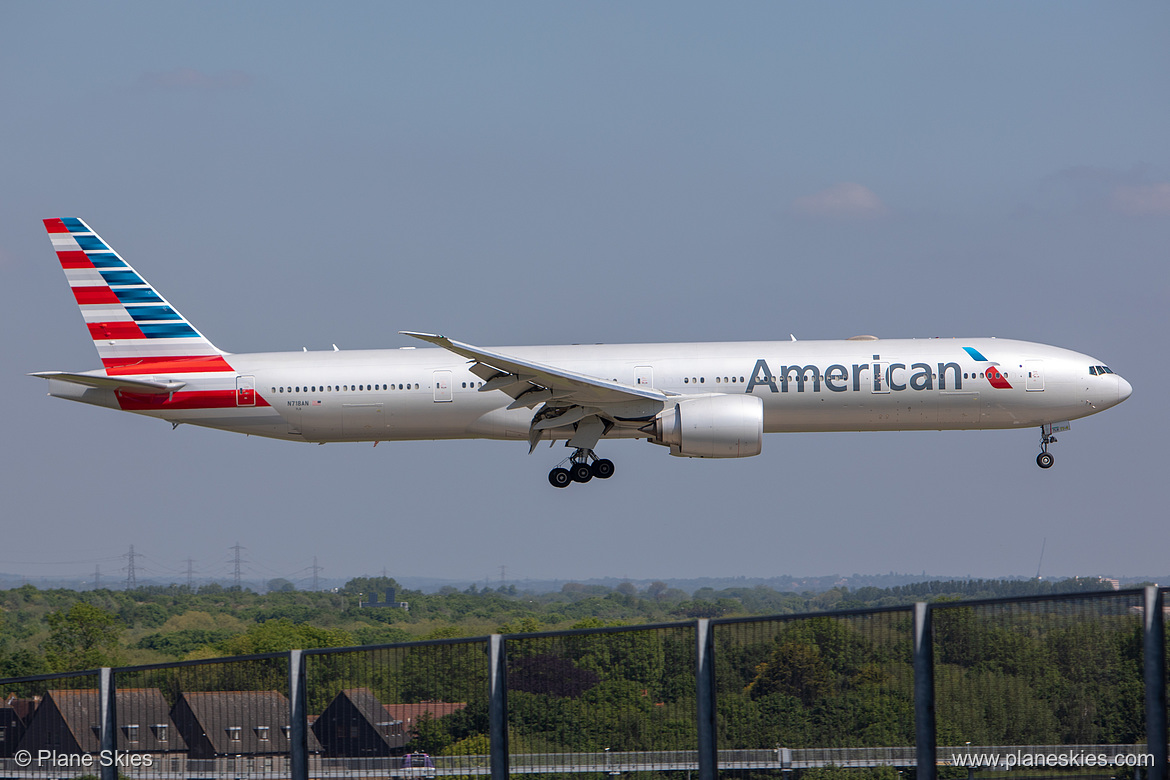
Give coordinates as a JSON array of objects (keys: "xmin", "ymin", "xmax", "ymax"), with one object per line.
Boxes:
[
  {"xmin": 44, "ymin": 602, "xmax": 124, "ymax": 671},
  {"xmin": 218, "ymin": 619, "xmax": 352, "ymax": 654}
]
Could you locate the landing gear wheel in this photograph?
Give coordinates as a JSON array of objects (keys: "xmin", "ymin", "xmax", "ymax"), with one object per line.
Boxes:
[
  {"xmin": 592, "ymin": 459, "xmax": 615, "ymax": 479},
  {"xmin": 571, "ymin": 462, "xmax": 594, "ymax": 483},
  {"xmin": 1037, "ymin": 452, "xmax": 1054, "ymax": 469},
  {"xmin": 548, "ymin": 468, "xmax": 572, "ymax": 488}
]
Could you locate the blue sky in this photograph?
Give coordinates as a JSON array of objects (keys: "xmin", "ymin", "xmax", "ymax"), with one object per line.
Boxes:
[{"xmin": 1, "ymin": 2, "xmax": 1168, "ymax": 588}]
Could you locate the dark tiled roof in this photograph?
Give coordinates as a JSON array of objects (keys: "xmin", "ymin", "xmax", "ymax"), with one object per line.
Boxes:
[
  {"xmin": 312, "ymin": 688, "xmax": 406, "ymax": 756},
  {"xmin": 19, "ymin": 689, "xmax": 185, "ymax": 754},
  {"xmin": 312, "ymin": 689, "xmax": 467, "ymax": 758},
  {"xmin": 383, "ymin": 701, "xmax": 467, "ymax": 724},
  {"xmin": 173, "ymin": 691, "xmax": 320, "ymax": 757}
]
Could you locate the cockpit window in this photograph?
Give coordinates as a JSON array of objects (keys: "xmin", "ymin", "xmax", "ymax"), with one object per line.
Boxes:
[
  {"xmin": 1089, "ymin": 365, "xmax": 1113, "ymax": 376},
  {"xmin": 1089, "ymin": 366, "xmax": 1097, "ymax": 375}
]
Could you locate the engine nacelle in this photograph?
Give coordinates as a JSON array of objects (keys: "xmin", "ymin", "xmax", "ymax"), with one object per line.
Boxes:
[{"xmin": 648, "ymin": 394, "xmax": 763, "ymax": 458}]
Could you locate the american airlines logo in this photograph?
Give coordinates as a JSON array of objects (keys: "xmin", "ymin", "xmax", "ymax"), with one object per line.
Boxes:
[{"xmin": 744, "ymin": 353, "xmax": 1002, "ymax": 394}]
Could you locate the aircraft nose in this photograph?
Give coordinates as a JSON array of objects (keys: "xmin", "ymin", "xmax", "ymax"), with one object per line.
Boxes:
[{"xmin": 1117, "ymin": 375, "xmax": 1133, "ymax": 404}]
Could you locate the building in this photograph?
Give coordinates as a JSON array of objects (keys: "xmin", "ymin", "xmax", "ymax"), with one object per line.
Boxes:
[
  {"xmin": 0, "ymin": 695, "xmax": 34, "ymax": 758},
  {"xmin": 312, "ymin": 688, "xmax": 465, "ymax": 757},
  {"xmin": 358, "ymin": 588, "xmax": 410, "ymax": 611},
  {"xmin": 171, "ymin": 690, "xmax": 319, "ymax": 759},
  {"xmin": 16, "ymin": 689, "xmax": 186, "ymax": 756}
]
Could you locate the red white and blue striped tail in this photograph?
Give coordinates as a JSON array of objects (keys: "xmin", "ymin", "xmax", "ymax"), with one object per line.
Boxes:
[{"xmin": 44, "ymin": 217, "xmax": 231, "ymax": 375}]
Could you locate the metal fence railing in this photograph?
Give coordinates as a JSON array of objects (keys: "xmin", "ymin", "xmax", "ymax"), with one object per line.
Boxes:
[
  {"xmin": 932, "ymin": 590, "xmax": 1146, "ymax": 747},
  {"xmin": 504, "ymin": 622, "xmax": 696, "ymax": 766},
  {"xmin": 714, "ymin": 606, "xmax": 915, "ymax": 752},
  {"xmin": 0, "ymin": 587, "xmax": 1165, "ymax": 780}
]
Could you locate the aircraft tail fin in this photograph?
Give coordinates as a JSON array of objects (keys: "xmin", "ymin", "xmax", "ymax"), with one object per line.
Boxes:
[{"xmin": 43, "ymin": 217, "xmax": 228, "ymax": 373}]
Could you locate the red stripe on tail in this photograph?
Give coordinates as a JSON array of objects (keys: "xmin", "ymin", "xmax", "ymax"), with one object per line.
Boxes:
[
  {"xmin": 57, "ymin": 251, "xmax": 93, "ymax": 269},
  {"xmin": 102, "ymin": 355, "xmax": 236, "ymax": 374},
  {"xmin": 72, "ymin": 286, "xmax": 121, "ymax": 305}
]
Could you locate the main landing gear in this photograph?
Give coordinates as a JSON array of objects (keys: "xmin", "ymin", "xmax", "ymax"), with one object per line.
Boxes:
[
  {"xmin": 548, "ymin": 448, "xmax": 615, "ymax": 488},
  {"xmin": 1037, "ymin": 425, "xmax": 1057, "ymax": 469}
]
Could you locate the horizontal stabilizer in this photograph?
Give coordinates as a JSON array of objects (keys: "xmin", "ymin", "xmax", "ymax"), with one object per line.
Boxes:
[{"xmin": 29, "ymin": 371, "xmax": 186, "ymax": 395}]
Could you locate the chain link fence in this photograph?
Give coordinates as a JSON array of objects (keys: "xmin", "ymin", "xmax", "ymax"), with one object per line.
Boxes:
[
  {"xmin": 0, "ymin": 588, "xmax": 1164, "ymax": 780},
  {"xmin": 505, "ymin": 623, "xmax": 696, "ymax": 776},
  {"xmin": 304, "ymin": 639, "xmax": 489, "ymax": 778},
  {"xmin": 714, "ymin": 606, "xmax": 915, "ymax": 766},
  {"xmin": 932, "ymin": 590, "xmax": 1146, "ymax": 749}
]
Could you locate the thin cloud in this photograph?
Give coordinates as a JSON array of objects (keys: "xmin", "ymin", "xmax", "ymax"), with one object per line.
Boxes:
[
  {"xmin": 140, "ymin": 68, "xmax": 253, "ymax": 91},
  {"xmin": 1034, "ymin": 165, "xmax": 1170, "ymax": 216},
  {"xmin": 1110, "ymin": 182, "xmax": 1170, "ymax": 216},
  {"xmin": 792, "ymin": 182, "xmax": 888, "ymax": 219}
]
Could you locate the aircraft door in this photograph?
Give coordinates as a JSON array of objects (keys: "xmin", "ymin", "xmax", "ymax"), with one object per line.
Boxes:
[
  {"xmin": 433, "ymin": 370, "xmax": 453, "ymax": 402},
  {"xmin": 236, "ymin": 375, "xmax": 256, "ymax": 407},
  {"xmin": 1025, "ymin": 360, "xmax": 1045, "ymax": 391},
  {"xmin": 635, "ymin": 366, "xmax": 653, "ymax": 388}
]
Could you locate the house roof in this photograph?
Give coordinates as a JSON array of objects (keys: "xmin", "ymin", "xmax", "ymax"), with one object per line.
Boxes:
[
  {"xmin": 312, "ymin": 689, "xmax": 467, "ymax": 755},
  {"xmin": 382, "ymin": 701, "xmax": 467, "ymax": 723},
  {"xmin": 174, "ymin": 691, "xmax": 320, "ymax": 755},
  {"xmin": 25, "ymin": 689, "xmax": 185, "ymax": 753},
  {"xmin": 334, "ymin": 688, "xmax": 467, "ymax": 727}
]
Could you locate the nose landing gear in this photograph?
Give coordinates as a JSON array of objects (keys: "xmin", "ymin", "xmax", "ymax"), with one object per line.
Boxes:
[
  {"xmin": 548, "ymin": 448, "xmax": 615, "ymax": 488},
  {"xmin": 1037, "ymin": 424, "xmax": 1057, "ymax": 469}
]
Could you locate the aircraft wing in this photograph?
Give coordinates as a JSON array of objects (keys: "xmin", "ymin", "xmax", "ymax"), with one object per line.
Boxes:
[
  {"xmin": 401, "ymin": 332, "xmax": 666, "ymax": 407},
  {"xmin": 401, "ymin": 332, "xmax": 667, "ymax": 450},
  {"xmin": 29, "ymin": 371, "xmax": 187, "ymax": 395}
]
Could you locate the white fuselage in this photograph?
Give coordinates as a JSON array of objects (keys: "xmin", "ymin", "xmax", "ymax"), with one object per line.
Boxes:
[{"xmin": 48, "ymin": 336, "xmax": 1131, "ymax": 445}]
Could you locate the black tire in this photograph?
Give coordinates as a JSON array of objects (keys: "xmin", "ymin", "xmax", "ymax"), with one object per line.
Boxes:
[
  {"xmin": 571, "ymin": 463, "xmax": 594, "ymax": 483},
  {"xmin": 1037, "ymin": 452, "xmax": 1054, "ymax": 469},
  {"xmin": 548, "ymin": 468, "xmax": 572, "ymax": 488},
  {"xmin": 592, "ymin": 459, "xmax": 615, "ymax": 479}
]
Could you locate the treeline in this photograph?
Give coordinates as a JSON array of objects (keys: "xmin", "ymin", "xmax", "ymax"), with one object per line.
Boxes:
[{"xmin": 0, "ymin": 575, "xmax": 1136, "ymax": 676}]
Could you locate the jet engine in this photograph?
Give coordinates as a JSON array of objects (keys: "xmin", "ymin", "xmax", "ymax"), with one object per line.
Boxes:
[{"xmin": 647, "ymin": 394, "xmax": 763, "ymax": 458}]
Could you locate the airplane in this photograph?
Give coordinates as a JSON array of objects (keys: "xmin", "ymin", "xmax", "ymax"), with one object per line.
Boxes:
[{"xmin": 33, "ymin": 217, "xmax": 1132, "ymax": 487}]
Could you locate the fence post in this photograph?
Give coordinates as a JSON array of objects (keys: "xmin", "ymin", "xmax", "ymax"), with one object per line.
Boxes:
[
  {"xmin": 99, "ymin": 667, "xmax": 116, "ymax": 780},
  {"xmin": 289, "ymin": 649, "xmax": 308, "ymax": 780},
  {"xmin": 1145, "ymin": 587, "xmax": 1167, "ymax": 780},
  {"xmin": 913, "ymin": 602, "xmax": 936, "ymax": 780},
  {"xmin": 696, "ymin": 618, "xmax": 717, "ymax": 780},
  {"xmin": 489, "ymin": 634, "xmax": 509, "ymax": 780}
]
